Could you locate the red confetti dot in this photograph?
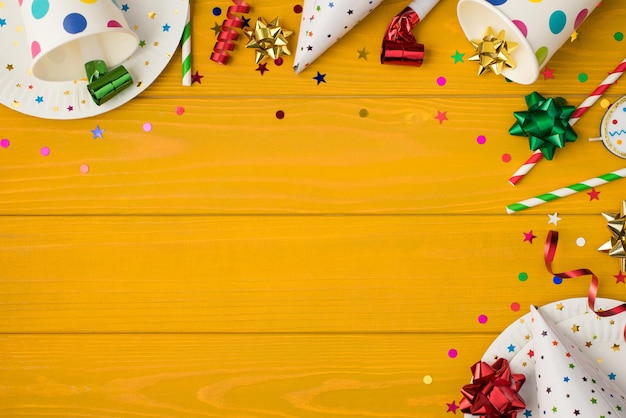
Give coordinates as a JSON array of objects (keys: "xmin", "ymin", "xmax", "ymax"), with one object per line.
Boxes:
[
  {"xmin": 448, "ymin": 348, "xmax": 458, "ymax": 358},
  {"xmin": 613, "ymin": 119, "xmax": 619, "ymax": 124},
  {"xmin": 511, "ymin": 302, "xmax": 520, "ymax": 311},
  {"xmin": 274, "ymin": 57, "xmax": 284, "ymax": 66},
  {"xmin": 478, "ymin": 314, "xmax": 488, "ymax": 324},
  {"xmin": 276, "ymin": 110, "xmax": 285, "ymax": 119},
  {"xmin": 293, "ymin": 4, "xmax": 303, "ymax": 13},
  {"xmin": 175, "ymin": 106, "xmax": 185, "ymax": 115},
  {"xmin": 502, "ymin": 153, "xmax": 511, "ymax": 162}
]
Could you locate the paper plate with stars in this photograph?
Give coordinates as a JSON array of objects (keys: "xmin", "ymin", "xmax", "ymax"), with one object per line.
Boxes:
[
  {"xmin": 0, "ymin": 0, "xmax": 189, "ymax": 120},
  {"xmin": 593, "ymin": 94, "xmax": 626, "ymax": 159},
  {"xmin": 466, "ymin": 298, "xmax": 626, "ymax": 418}
]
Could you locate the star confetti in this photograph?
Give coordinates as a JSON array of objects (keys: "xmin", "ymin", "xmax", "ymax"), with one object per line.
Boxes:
[
  {"xmin": 90, "ymin": 125, "xmax": 104, "ymax": 139},
  {"xmin": 548, "ymin": 212, "xmax": 561, "ymax": 226},
  {"xmin": 244, "ymin": 17, "xmax": 292, "ymax": 64},
  {"xmin": 435, "ymin": 110, "xmax": 448, "ymax": 124},
  {"xmin": 191, "ymin": 71, "xmax": 204, "ymax": 84},
  {"xmin": 446, "ymin": 400, "xmax": 459, "ymax": 413},
  {"xmin": 357, "ymin": 47, "xmax": 369, "ymax": 60},
  {"xmin": 587, "ymin": 187, "xmax": 600, "ymax": 201},
  {"xmin": 256, "ymin": 63, "xmax": 269, "ymax": 75},
  {"xmin": 614, "ymin": 271, "xmax": 625, "ymax": 284},
  {"xmin": 451, "ymin": 50, "xmax": 465, "ymax": 64},
  {"xmin": 313, "ymin": 71, "xmax": 326, "ymax": 85},
  {"xmin": 541, "ymin": 67, "xmax": 555, "ymax": 80},
  {"xmin": 523, "ymin": 230, "xmax": 536, "ymax": 243},
  {"xmin": 469, "ymin": 27, "xmax": 517, "ymax": 76}
]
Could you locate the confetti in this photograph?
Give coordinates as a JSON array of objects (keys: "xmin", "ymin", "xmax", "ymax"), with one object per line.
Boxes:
[
  {"xmin": 0, "ymin": 138, "xmax": 9, "ymax": 148},
  {"xmin": 359, "ymin": 109, "xmax": 368, "ymax": 118},
  {"xmin": 212, "ymin": 7, "xmax": 222, "ymax": 16},
  {"xmin": 576, "ymin": 237, "xmax": 586, "ymax": 247},
  {"xmin": 446, "ymin": 401, "xmax": 460, "ymax": 413},
  {"xmin": 293, "ymin": 4, "xmax": 303, "ymax": 14},
  {"xmin": 587, "ymin": 187, "xmax": 600, "ymax": 200},
  {"xmin": 501, "ymin": 153, "xmax": 511, "ymax": 163},
  {"xmin": 434, "ymin": 110, "xmax": 448, "ymax": 124},
  {"xmin": 518, "ymin": 272, "xmax": 528, "ymax": 282},
  {"xmin": 615, "ymin": 32, "xmax": 624, "ymax": 42},
  {"xmin": 553, "ymin": 276, "xmax": 563, "ymax": 285},
  {"xmin": 143, "ymin": 122, "xmax": 152, "ymax": 132},
  {"xmin": 547, "ymin": 212, "xmax": 561, "ymax": 225},
  {"xmin": 313, "ymin": 72, "xmax": 326, "ymax": 85},
  {"xmin": 578, "ymin": 72, "xmax": 588, "ymax": 82},
  {"xmin": 478, "ymin": 314, "xmax": 488, "ymax": 324},
  {"xmin": 40, "ymin": 146, "xmax": 50, "ymax": 156},
  {"xmin": 274, "ymin": 57, "xmax": 284, "ymax": 66},
  {"xmin": 256, "ymin": 63, "xmax": 269, "ymax": 75},
  {"xmin": 191, "ymin": 71, "xmax": 204, "ymax": 84},
  {"xmin": 275, "ymin": 110, "xmax": 285, "ymax": 119},
  {"xmin": 175, "ymin": 106, "xmax": 185, "ymax": 115},
  {"xmin": 476, "ymin": 135, "xmax": 486, "ymax": 144},
  {"xmin": 523, "ymin": 230, "xmax": 536, "ymax": 243},
  {"xmin": 615, "ymin": 271, "xmax": 625, "ymax": 284},
  {"xmin": 423, "ymin": 375, "xmax": 433, "ymax": 384},
  {"xmin": 540, "ymin": 66, "xmax": 555, "ymax": 80},
  {"xmin": 511, "ymin": 302, "xmax": 521, "ymax": 311},
  {"xmin": 448, "ymin": 349, "xmax": 458, "ymax": 358},
  {"xmin": 91, "ymin": 125, "xmax": 104, "ymax": 139},
  {"xmin": 436, "ymin": 76, "xmax": 446, "ymax": 86},
  {"xmin": 79, "ymin": 164, "xmax": 89, "ymax": 174}
]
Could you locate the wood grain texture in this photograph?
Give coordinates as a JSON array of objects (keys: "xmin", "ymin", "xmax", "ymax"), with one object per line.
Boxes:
[{"xmin": 2, "ymin": 0, "xmax": 626, "ymax": 416}]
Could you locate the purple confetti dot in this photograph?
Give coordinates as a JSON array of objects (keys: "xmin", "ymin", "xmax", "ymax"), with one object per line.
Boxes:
[
  {"xmin": 448, "ymin": 348, "xmax": 458, "ymax": 358},
  {"xmin": 0, "ymin": 138, "xmax": 9, "ymax": 148},
  {"xmin": 478, "ymin": 314, "xmax": 488, "ymax": 324},
  {"xmin": 436, "ymin": 76, "xmax": 446, "ymax": 86},
  {"xmin": 274, "ymin": 57, "xmax": 284, "ymax": 66},
  {"xmin": 476, "ymin": 135, "xmax": 486, "ymax": 144}
]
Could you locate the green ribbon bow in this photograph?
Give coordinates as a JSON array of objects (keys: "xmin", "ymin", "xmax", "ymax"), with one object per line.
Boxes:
[
  {"xmin": 85, "ymin": 60, "xmax": 133, "ymax": 106},
  {"xmin": 509, "ymin": 91, "xmax": 577, "ymax": 160}
]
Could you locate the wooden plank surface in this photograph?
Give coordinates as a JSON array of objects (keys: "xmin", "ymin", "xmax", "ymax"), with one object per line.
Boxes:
[{"xmin": 2, "ymin": 0, "xmax": 626, "ymax": 416}]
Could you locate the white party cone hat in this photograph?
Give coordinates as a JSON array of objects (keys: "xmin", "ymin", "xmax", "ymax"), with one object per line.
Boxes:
[
  {"xmin": 293, "ymin": 0, "xmax": 384, "ymax": 74},
  {"xmin": 531, "ymin": 305, "xmax": 626, "ymax": 417}
]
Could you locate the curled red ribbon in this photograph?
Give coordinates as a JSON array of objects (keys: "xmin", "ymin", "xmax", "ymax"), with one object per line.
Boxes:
[
  {"xmin": 459, "ymin": 358, "xmax": 526, "ymax": 418},
  {"xmin": 545, "ymin": 230, "xmax": 626, "ymax": 339},
  {"xmin": 211, "ymin": 0, "xmax": 251, "ymax": 65},
  {"xmin": 381, "ymin": 7, "xmax": 424, "ymax": 66}
]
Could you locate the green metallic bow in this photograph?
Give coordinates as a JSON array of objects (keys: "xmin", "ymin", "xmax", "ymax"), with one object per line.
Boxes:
[{"xmin": 509, "ymin": 92, "xmax": 577, "ymax": 160}]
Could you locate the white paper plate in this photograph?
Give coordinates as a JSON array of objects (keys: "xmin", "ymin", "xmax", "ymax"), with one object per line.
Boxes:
[
  {"xmin": 0, "ymin": 0, "xmax": 189, "ymax": 120},
  {"xmin": 465, "ymin": 298, "xmax": 626, "ymax": 417}
]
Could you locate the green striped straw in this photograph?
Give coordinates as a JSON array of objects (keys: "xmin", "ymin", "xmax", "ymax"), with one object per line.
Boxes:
[
  {"xmin": 182, "ymin": 2, "xmax": 192, "ymax": 86},
  {"xmin": 506, "ymin": 168, "xmax": 626, "ymax": 214}
]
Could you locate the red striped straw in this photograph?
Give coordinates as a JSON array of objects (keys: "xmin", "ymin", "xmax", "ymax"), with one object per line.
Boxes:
[{"xmin": 508, "ymin": 57, "xmax": 626, "ymax": 186}]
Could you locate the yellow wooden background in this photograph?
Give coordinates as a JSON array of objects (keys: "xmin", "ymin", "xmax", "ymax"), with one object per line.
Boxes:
[{"xmin": 2, "ymin": 0, "xmax": 626, "ymax": 416}]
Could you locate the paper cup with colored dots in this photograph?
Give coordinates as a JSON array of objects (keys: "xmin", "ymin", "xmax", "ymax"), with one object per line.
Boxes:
[
  {"xmin": 591, "ymin": 95, "xmax": 626, "ymax": 159},
  {"xmin": 18, "ymin": 0, "xmax": 139, "ymax": 82},
  {"xmin": 457, "ymin": 0, "xmax": 600, "ymax": 85}
]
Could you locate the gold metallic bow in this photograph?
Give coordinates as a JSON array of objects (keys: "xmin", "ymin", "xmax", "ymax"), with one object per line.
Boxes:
[
  {"xmin": 245, "ymin": 17, "xmax": 292, "ymax": 64},
  {"xmin": 599, "ymin": 200, "xmax": 626, "ymax": 271},
  {"xmin": 469, "ymin": 27, "xmax": 517, "ymax": 76}
]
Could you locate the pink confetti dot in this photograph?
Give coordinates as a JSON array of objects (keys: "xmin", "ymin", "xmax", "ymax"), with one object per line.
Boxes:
[
  {"xmin": 478, "ymin": 314, "xmax": 488, "ymax": 324},
  {"xmin": 40, "ymin": 146, "xmax": 50, "ymax": 156},
  {"xmin": 436, "ymin": 76, "xmax": 446, "ymax": 86},
  {"xmin": 0, "ymin": 138, "xmax": 9, "ymax": 148},
  {"xmin": 501, "ymin": 153, "xmax": 511, "ymax": 163},
  {"xmin": 274, "ymin": 57, "xmax": 284, "ymax": 66},
  {"xmin": 79, "ymin": 164, "xmax": 89, "ymax": 174},
  {"xmin": 276, "ymin": 110, "xmax": 285, "ymax": 119},
  {"xmin": 175, "ymin": 106, "xmax": 185, "ymax": 115},
  {"xmin": 143, "ymin": 122, "xmax": 153, "ymax": 132},
  {"xmin": 511, "ymin": 302, "xmax": 520, "ymax": 311},
  {"xmin": 476, "ymin": 135, "xmax": 486, "ymax": 144},
  {"xmin": 448, "ymin": 348, "xmax": 458, "ymax": 358}
]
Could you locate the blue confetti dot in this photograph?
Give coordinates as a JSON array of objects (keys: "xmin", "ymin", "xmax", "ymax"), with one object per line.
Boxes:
[
  {"xmin": 212, "ymin": 7, "xmax": 222, "ymax": 16},
  {"xmin": 63, "ymin": 13, "xmax": 87, "ymax": 34},
  {"xmin": 553, "ymin": 276, "xmax": 563, "ymax": 285}
]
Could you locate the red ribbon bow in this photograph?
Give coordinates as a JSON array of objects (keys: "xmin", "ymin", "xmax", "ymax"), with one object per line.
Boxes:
[
  {"xmin": 459, "ymin": 358, "xmax": 526, "ymax": 418},
  {"xmin": 380, "ymin": 7, "xmax": 424, "ymax": 66}
]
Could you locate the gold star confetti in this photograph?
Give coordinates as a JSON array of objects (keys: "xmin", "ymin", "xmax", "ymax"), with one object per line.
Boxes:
[
  {"xmin": 570, "ymin": 30, "xmax": 579, "ymax": 42},
  {"xmin": 245, "ymin": 17, "xmax": 292, "ymax": 64},
  {"xmin": 15, "ymin": 83, "xmax": 20, "ymax": 88},
  {"xmin": 6, "ymin": 64, "xmax": 13, "ymax": 71},
  {"xmin": 0, "ymin": 2, "xmax": 5, "ymax": 8},
  {"xmin": 556, "ymin": 303, "xmax": 564, "ymax": 311},
  {"xmin": 612, "ymin": 344, "xmax": 621, "ymax": 352},
  {"xmin": 64, "ymin": 90, "xmax": 70, "ymax": 95},
  {"xmin": 521, "ymin": 361, "xmax": 527, "ymax": 367},
  {"xmin": 154, "ymin": 41, "xmax": 159, "ymax": 47},
  {"xmin": 469, "ymin": 26, "xmax": 517, "ymax": 76},
  {"xmin": 53, "ymin": 106, "xmax": 59, "ymax": 112},
  {"xmin": 571, "ymin": 324, "xmax": 580, "ymax": 333},
  {"xmin": 211, "ymin": 22, "xmax": 222, "ymax": 36},
  {"xmin": 136, "ymin": 81, "xmax": 143, "ymax": 88},
  {"xmin": 174, "ymin": 8, "xmax": 179, "ymax": 15},
  {"xmin": 597, "ymin": 357, "xmax": 603, "ymax": 363},
  {"xmin": 134, "ymin": 25, "xmax": 139, "ymax": 30},
  {"xmin": 599, "ymin": 201, "xmax": 626, "ymax": 271},
  {"xmin": 357, "ymin": 47, "xmax": 369, "ymax": 60},
  {"xmin": 148, "ymin": 11, "xmax": 156, "ymax": 19},
  {"xmin": 12, "ymin": 100, "xmax": 19, "ymax": 109},
  {"xmin": 16, "ymin": 25, "xmax": 22, "ymax": 32}
]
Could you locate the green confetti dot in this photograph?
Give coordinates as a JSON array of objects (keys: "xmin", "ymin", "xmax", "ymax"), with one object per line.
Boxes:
[
  {"xmin": 578, "ymin": 73, "xmax": 588, "ymax": 82},
  {"xmin": 359, "ymin": 109, "xmax": 368, "ymax": 118},
  {"xmin": 518, "ymin": 272, "xmax": 528, "ymax": 282},
  {"xmin": 615, "ymin": 32, "xmax": 624, "ymax": 41}
]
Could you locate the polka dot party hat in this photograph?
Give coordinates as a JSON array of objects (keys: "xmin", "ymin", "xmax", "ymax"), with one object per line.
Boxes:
[
  {"xmin": 293, "ymin": 0, "xmax": 384, "ymax": 74},
  {"xmin": 18, "ymin": 0, "xmax": 138, "ymax": 82},
  {"xmin": 456, "ymin": 0, "xmax": 601, "ymax": 84},
  {"xmin": 0, "ymin": 0, "xmax": 189, "ymax": 119},
  {"xmin": 466, "ymin": 298, "xmax": 626, "ymax": 418}
]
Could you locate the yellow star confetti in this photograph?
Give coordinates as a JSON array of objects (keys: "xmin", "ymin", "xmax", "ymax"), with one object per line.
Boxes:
[
  {"xmin": 570, "ymin": 30, "xmax": 579, "ymax": 42},
  {"xmin": 469, "ymin": 27, "xmax": 517, "ymax": 76},
  {"xmin": 148, "ymin": 11, "xmax": 156, "ymax": 19},
  {"xmin": 612, "ymin": 343, "xmax": 621, "ymax": 352},
  {"xmin": 244, "ymin": 17, "xmax": 292, "ymax": 64}
]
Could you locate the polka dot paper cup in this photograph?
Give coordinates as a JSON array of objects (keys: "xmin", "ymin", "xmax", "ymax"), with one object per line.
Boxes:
[
  {"xmin": 457, "ymin": 0, "xmax": 600, "ymax": 85},
  {"xmin": 18, "ymin": 0, "xmax": 139, "ymax": 82}
]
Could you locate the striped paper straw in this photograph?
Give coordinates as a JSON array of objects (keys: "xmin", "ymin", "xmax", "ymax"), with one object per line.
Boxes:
[
  {"xmin": 508, "ymin": 57, "xmax": 626, "ymax": 185},
  {"xmin": 506, "ymin": 167, "xmax": 626, "ymax": 214},
  {"xmin": 182, "ymin": 3, "xmax": 192, "ymax": 86}
]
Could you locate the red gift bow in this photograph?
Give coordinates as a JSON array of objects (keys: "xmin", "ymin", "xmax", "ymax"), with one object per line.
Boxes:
[
  {"xmin": 380, "ymin": 7, "xmax": 424, "ymax": 66},
  {"xmin": 459, "ymin": 358, "xmax": 526, "ymax": 418},
  {"xmin": 545, "ymin": 230, "xmax": 626, "ymax": 340}
]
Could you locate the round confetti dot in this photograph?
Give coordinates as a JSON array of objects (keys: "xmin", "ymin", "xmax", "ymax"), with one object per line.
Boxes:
[
  {"xmin": 63, "ymin": 13, "xmax": 88, "ymax": 34},
  {"xmin": 423, "ymin": 375, "xmax": 433, "ymax": 385},
  {"xmin": 478, "ymin": 314, "xmax": 488, "ymax": 324},
  {"xmin": 476, "ymin": 135, "xmax": 486, "ymax": 144},
  {"xmin": 553, "ymin": 276, "xmax": 563, "ymax": 285},
  {"xmin": 548, "ymin": 10, "xmax": 567, "ymax": 35},
  {"xmin": 79, "ymin": 164, "xmax": 89, "ymax": 174},
  {"xmin": 535, "ymin": 46, "xmax": 548, "ymax": 66},
  {"xmin": 359, "ymin": 109, "xmax": 368, "ymax": 118},
  {"xmin": 275, "ymin": 110, "xmax": 285, "ymax": 119},
  {"xmin": 212, "ymin": 7, "xmax": 222, "ymax": 16},
  {"xmin": 40, "ymin": 146, "xmax": 50, "ymax": 156},
  {"xmin": 293, "ymin": 4, "xmax": 303, "ymax": 13},
  {"xmin": 436, "ymin": 76, "xmax": 446, "ymax": 86},
  {"xmin": 601, "ymin": 99, "xmax": 610, "ymax": 109},
  {"xmin": 0, "ymin": 138, "xmax": 9, "ymax": 148},
  {"xmin": 578, "ymin": 73, "xmax": 588, "ymax": 83},
  {"xmin": 143, "ymin": 122, "xmax": 153, "ymax": 132},
  {"xmin": 511, "ymin": 302, "xmax": 521, "ymax": 311},
  {"xmin": 615, "ymin": 32, "xmax": 624, "ymax": 42},
  {"xmin": 175, "ymin": 106, "xmax": 185, "ymax": 115},
  {"xmin": 274, "ymin": 57, "xmax": 284, "ymax": 66},
  {"xmin": 501, "ymin": 153, "xmax": 511, "ymax": 163},
  {"xmin": 518, "ymin": 272, "xmax": 528, "ymax": 282},
  {"xmin": 576, "ymin": 237, "xmax": 586, "ymax": 247},
  {"xmin": 448, "ymin": 349, "xmax": 458, "ymax": 358}
]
